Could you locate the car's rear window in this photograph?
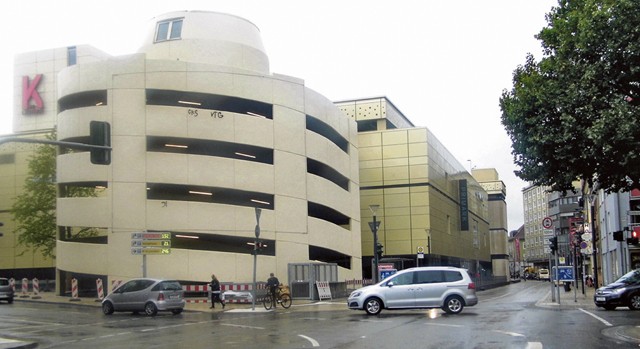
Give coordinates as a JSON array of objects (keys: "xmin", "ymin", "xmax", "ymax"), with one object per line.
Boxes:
[
  {"xmin": 0, "ymin": 279, "xmax": 8, "ymax": 286},
  {"xmin": 444, "ymin": 271, "xmax": 463, "ymax": 282},
  {"xmin": 155, "ymin": 281, "xmax": 182, "ymax": 291}
]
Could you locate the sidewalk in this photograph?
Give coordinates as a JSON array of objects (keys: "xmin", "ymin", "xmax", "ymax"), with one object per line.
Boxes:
[
  {"xmin": 535, "ymin": 283, "xmax": 597, "ymax": 309},
  {"xmin": 11, "ymin": 291, "xmax": 346, "ymax": 313}
]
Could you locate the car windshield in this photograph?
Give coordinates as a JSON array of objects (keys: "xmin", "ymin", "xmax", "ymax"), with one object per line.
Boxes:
[
  {"xmin": 0, "ymin": 279, "xmax": 8, "ymax": 286},
  {"xmin": 616, "ymin": 269, "xmax": 640, "ymax": 284}
]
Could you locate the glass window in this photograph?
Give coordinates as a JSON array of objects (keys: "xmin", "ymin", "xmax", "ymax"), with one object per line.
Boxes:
[
  {"xmin": 155, "ymin": 18, "xmax": 183, "ymax": 42},
  {"xmin": 415, "ymin": 270, "xmax": 443, "ymax": 284},
  {"xmin": 67, "ymin": 46, "xmax": 77, "ymax": 66},
  {"xmin": 444, "ymin": 271, "xmax": 463, "ymax": 282},
  {"xmin": 388, "ymin": 272, "xmax": 413, "ymax": 286}
]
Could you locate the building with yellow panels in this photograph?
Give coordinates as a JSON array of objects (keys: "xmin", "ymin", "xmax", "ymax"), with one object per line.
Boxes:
[
  {"xmin": 337, "ymin": 97, "xmax": 492, "ymax": 280},
  {"xmin": 4, "ymin": 11, "xmax": 361, "ymax": 293}
]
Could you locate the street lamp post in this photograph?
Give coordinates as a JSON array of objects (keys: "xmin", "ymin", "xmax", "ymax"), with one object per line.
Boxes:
[{"xmin": 369, "ymin": 205, "xmax": 381, "ymax": 283}]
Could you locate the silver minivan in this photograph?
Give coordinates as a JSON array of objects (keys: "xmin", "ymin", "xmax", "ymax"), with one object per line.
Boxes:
[{"xmin": 348, "ymin": 266, "xmax": 478, "ymax": 315}]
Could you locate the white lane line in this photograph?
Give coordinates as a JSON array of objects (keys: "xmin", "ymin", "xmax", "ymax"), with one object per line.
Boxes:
[
  {"xmin": 492, "ymin": 330, "xmax": 525, "ymax": 337},
  {"xmin": 220, "ymin": 323, "xmax": 266, "ymax": 330},
  {"xmin": 579, "ymin": 308, "xmax": 612, "ymax": 326},
  {"xmin": 425, "ymin": 323, "xmax": 464, "ymax": 328},
  {"xmin": 298, "ymin": 334, "xmax": 320, "ymax": 347},
  {"xmin": 525, "ymin": 342, "xmax": 543, "ymax": 349}
]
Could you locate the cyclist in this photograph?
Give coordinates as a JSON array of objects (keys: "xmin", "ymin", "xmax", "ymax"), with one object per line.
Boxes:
[{"xmin": 266, "ymin": 272, "xmax": 280, "ymax": 307}]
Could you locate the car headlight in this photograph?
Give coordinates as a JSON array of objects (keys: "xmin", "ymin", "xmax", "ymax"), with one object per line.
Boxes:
[{"xmin": 349, "ymin": 291, "xmax": 362, "ymax": 298}]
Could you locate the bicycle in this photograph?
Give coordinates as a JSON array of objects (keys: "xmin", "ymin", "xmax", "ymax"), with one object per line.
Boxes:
[{"xmin": 263, "ymin": 285, "xmax": 292, "ymax": 310}]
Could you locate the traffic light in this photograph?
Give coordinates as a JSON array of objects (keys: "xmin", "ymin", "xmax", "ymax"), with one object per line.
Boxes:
[
  {"xmin": 90, "ymin": 121, "xmax": 111, "ymax": 165},
  {"xmin": 376, "ymin": 243, "xmax": 384, "ymax": 259},
  {"xmin": 0, "ymin": 222, "xmax": 3, "ymax": 237},
  {"xmin": 627, "ymin": 229, "xmax": 639, "ymax": 245},
  {"xmin": 613, "ymin": 230, "xmax": 624, "ymax": 241},
  {"xmin": 549, "ymin": 236, "xmax": 558, "ymax": 254}
]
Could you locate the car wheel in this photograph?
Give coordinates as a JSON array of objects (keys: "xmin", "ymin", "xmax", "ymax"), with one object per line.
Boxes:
[
  {"xmin": 7, "ymin": 298, "xmax": 13, "ymax": 304},
  {"xmin": 171, "ymin": 308, "xmax": 183, "ymax": 315},
  {"xmin": 628, "ymin": 293, "xmax": 640, "ymax": 310},
  {"xmin": 102, "ymin": 301, "xmax": 115, "ymax": 315},
  {"xmin": 443, "ymin": 295, "xmax": 465, "ymax": 314},
  {"xmin": 603, "ymin": 305, "xmax": 616, "ymax": 311},
  {"xmin": 144, "ymin": 302, "xmax": 158, "ymax": 316},
  {"xmin": 364, "ymin": 297, "xmax": 382, "ymax": 315}
]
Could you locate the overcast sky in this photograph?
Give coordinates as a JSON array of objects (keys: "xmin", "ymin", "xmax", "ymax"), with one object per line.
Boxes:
[{"xmin": 1, "ymin": 0, "xmax": 558, "ymax": 232}]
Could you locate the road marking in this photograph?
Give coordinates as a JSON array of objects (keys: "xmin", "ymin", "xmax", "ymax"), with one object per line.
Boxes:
[
  {"xmin": 298, "ymin": 334, "xmax": 320, "ymax": 347},
  {"xmin": 425, "ymin": 323, "xmax": 463, "ymax": 328},
  {"xmin": 525, "ymin": 342, "xmax": 543, "ymax": 349},
  {"xmin": 492, "ymin": 330, "xmax": 525, "ymax": 337},
  {"xmin": 221, "ymin": 323, "xmax": 266, "ymax": 330},
  {"xmin": 579, "ymin": 308, "xmax": 612, "ymax": 326}
]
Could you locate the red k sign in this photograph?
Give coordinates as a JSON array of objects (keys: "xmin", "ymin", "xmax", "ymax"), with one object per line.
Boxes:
[{"xmin": 22, "ymin": 74, "xmax": 44, "ymax": 114}]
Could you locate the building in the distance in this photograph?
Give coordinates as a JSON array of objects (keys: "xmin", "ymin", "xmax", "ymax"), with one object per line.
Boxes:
[{"xmin": 337, "ymin": 97, "xmax": 495, "ymax": 283}]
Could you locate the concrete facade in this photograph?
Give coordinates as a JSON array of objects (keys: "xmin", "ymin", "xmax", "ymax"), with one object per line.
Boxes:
[{"xmin": 6, "ymin": 11, "xmax": 362, "ymax": 292}]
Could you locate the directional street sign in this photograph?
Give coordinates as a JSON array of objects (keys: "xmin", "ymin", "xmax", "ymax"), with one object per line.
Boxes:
[{"xmin": 131, "ymin": 232, "xmax": 171, "ymax": 255}]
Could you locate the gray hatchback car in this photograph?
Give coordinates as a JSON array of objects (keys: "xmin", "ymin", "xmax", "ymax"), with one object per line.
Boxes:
[
  {"xmin": 348, "ymin": 266, "xmax": 478, "ymax": 315},
  {"xmin": 102, "ymin": 278, "xmax": 185, "ymax": 316},
  {"xmin": 0, "ymin": 278, "xmax": 14, "ymax": 304}
]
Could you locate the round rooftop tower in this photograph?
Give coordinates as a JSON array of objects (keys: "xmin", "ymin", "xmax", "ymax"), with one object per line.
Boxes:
[{"xmin": 138, "ymin": 11, "xmax": 270, "ymax": 74}]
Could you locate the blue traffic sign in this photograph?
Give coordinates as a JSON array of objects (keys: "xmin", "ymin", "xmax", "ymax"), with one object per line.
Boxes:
[{"xmin": 552, "ymin": 266, "xmax": 574, "ymax": 281}]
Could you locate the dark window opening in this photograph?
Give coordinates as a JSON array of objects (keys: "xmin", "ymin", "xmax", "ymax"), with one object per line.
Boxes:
[
  {"xmin": 147, "ymin": 136, "xmax": 274, "ymax": 164},
  {"xmin": 146, "ymin": 89, "xmax": 273, "ymax": 119},
  {"xmin": 308, "ymin": 201, "xmax": 350, "ymax": 228},
  {"xmin": 307, "ymin": 158, "xmax": 349, "ymax": 191},
  {"xmin": 58, "ymin": 226, "xmax": 108, "ymax": 244},
  {"xmin": 147, "ymin": 183, "xmax": 274, "ymax": 210},
  {"xmin": 306, "ymin": 115, "xmax": 349, "ymax": 153},
  {"xmin": 0, "ymin": 154, "xmax": 15, "ymax": 165},
  {"xmin": 155, "ymin": 18, "xmax": 183, "ymax": 42},
  {"xmin": 169, "ymin": 231, "xmax": 275, "ymax": 256},
  {"xmin": 58, "ymin": 90, "xmax": 107, "ymax": 113},
  {"xmin": 356, "ymin": 119, "xmax": 397, "ymax": 132},
  {"xmin": 309, "ymin": 245, "xmax": 351, "ymax": 269},
  {"xmin": 58, "ymin": 182, "xmax": 108, "ymax": 198}
]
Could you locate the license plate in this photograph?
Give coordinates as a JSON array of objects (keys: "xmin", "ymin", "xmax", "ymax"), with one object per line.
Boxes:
[
  {"xmin": 596, "ymin": 297, "xmax": 605, "ymax": 302},
  {"xmin": 169, "ymin": 294, "xmax": 180, "ymax": 299}
]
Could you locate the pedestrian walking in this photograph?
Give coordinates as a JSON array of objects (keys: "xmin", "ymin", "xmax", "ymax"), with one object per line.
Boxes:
[{"xmin": 209, "ymin": 274, "xmax": 225, "ymax": 309}]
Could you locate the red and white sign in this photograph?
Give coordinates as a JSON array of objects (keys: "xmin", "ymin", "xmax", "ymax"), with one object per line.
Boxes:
[{"xmin": 542, "ymin": 217, "xmax": 553, "ymax": 229}]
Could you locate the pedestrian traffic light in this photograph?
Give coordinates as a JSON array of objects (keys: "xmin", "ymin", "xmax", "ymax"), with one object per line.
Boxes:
[
  {"xmin": 627, "ymin": 229, "xmax": 639, "ymax": 245},
  {"xmin": 549, "ymin": 236, "xmax": 558, "ymax": 254},
  {"xmin": 613, "ymin": 230, "xmax": 624, "ymax": 241},
  {"xmin": 90, "ymin": 121, "xmax": 111, "ymax": 165},
  {"xmin": 376, "ymin": 243, "xmax": 384, "ymax": 259}
]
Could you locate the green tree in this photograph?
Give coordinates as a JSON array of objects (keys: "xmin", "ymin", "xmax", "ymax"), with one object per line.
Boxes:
[
  {"xmin": 11, "ymin": 132, "xmax": 97, "ymax": 258},
  {"xmin": 500, "ymin": 0, "xmax": 640, "ymax": 193}
]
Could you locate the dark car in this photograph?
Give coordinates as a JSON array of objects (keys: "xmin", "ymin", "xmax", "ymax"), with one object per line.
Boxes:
[
  {"xmin": 0, "ymin": 278, "xmax": 14, "ymax": 304},
  {"xmin": 594, "ymin": 269, "xmax": 640, "ymax": 310},
  {"xmin": 102, "ymin": 278, "xmax": 185, "ymax": 316}
]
